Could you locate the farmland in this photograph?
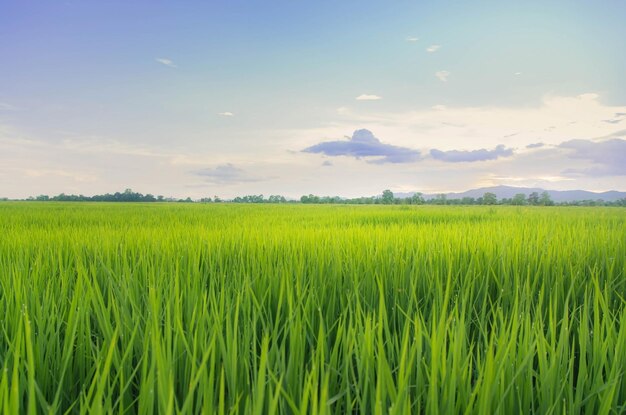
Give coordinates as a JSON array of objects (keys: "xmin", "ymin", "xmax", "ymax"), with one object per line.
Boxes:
[{"xmin": 0, "ymin": 203, "xmax": 625, "ymax": 414}]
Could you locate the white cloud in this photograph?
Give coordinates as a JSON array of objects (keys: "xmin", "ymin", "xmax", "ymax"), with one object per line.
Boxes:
[
  {"xmin": 432, "ymin": 104, "xmax": 447, "ymax": 111},
  {"xmin": 515, "ymin": 72, "xmax": 522, "ymax": 76},
  {"xmin": 406, "ymin": 37, "xmax": 419, "ymax": 42},
  {"xmin": 356, "ymin": 94, "xmax": 382, "ymax": 101},
  {"xmin": 435, "ymin": 71, "xmax": 450, "ymax": 82},
  {"xmin": 218, "ymin": 112, "xmax": 234, "ymax": 117},
  {"xmin": 426, "ymin": 45, "xmax": 441, "ymax": 52},
  {"xmin": 156, "ymin": 58, "xmax": 177, "ymax": 68}
]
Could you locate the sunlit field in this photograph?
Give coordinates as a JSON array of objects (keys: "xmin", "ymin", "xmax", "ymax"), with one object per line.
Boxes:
[{"xmin": 1, "ymin": 203, "xmax": 625, "ymax": 414}]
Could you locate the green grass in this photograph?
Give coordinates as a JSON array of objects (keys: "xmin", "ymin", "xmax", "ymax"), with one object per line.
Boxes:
[{"xmin": 0, "ymin": 203, "xmax": 625, "ymax": 414}]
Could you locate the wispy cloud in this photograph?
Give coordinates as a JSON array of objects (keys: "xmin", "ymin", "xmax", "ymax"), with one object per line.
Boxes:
[
  {"xmin": 406, "ymin": 36, "xmax": 419, "ymax": 42},
  {"xmin": 156, "ymin": 58, "xmax": 177, "ymax": 68},
  {"xmin": 435, "ymin": 70, "xmax": 450, "ymax": 82},
  {"xmin": 426, "ymin": 45, "xmax": 441, "ymax": 52},
  {"xmin": 194, "ymin": 163, "xmax": 261, "ymax": 184},
  {"xmin": 514, "ymin": 72, "xmax": 522, "ymax": 76},
  {"xmin": 432, "ymin": 104, "xmax": 447, "ymax": 111},
  {"xmin": 356, "ymin": 94, "xmax": 382, "ymax": 101},
  {"xmin": 218, "ymin": 112, "xmax": 234, "ymax": 117},
  {"xmin": 559, "ymin": 139, "xmax": 626, "ymax": 176},
  {"xmin": 0, "ymin": 102, "xmax": 18, "ymax": 111},
  {"xmin": 302, "ymin": 129, "xmax": 420, "ymax": 164},
  {"xmin": 430, "ymin": 145, "xmax": 514, "ymax": 162},
  {"xmin": 23, "ymin": 168, "xmax": 97, "ymax": 182},
  {"xmin": 602, "ymin": 112, "xmax": 626, "ymax": 124},
  {"xmin": 526, "ymin": 142, "xmax": 545, "ymax": 149}
]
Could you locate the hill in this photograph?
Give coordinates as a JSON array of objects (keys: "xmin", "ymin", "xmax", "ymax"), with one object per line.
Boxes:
[{"xmin": 395, "ymin": 186, "xmax": 626, "ymax": 202}]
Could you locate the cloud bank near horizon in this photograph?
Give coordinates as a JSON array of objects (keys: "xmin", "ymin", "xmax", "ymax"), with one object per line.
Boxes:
[{"xmin": 3, "ymin": 93, "xmax": 626, "ymax": 199}]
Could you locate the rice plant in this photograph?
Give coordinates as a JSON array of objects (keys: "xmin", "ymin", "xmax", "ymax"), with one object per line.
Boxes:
[{"xmin": 0, "ymin": 202, "xmax": 624, "ymax": 414}]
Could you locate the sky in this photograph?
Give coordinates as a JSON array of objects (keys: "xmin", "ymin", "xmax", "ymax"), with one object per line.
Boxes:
[{"xmin": 1, "ymin": 0, "xmax": 625, "ymax": 199}]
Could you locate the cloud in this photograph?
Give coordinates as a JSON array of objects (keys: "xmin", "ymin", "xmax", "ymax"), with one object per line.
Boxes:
[
  {"xmin": 526, "ymin": 142, "xmax": 545, "ymax": 149},
  {"xmin": 607, "ymin": 129, "xmax": 626, "ymax": 137},
  {"xmin": 0, "ymin": 102, "xmax": 18, "ymax": 111},
  {"xmin": 194, "ymin": 163, "xmax": 261, "ymax": 184},
  {"xmin": 23, "ymin": 168, "xmax": 97, "ymax": 182},
  {"xmin": 430, "ymin": 144, "xmax": 514, "ymax": 162},
  {"xmin": 356, "ymin": 94, "xmax": 382, "ymax": 101},
  {"xmin": 426, "ymin": 45, "xmax": 441, "ymax": 52},
  {"xmin": 602, "ymin": 112, "xmax": 626, "ymax": 124},
  {"xmin": 218, "ymin": 112, "xmax": 234, "ymax": 117},
  {"xmin": 432, "ymin": 104, "xmax": 447, "ymax": 111},
  {"xmin": 559, "ymin": 139, "xmax": 626, "ymax": 176},
  {"xmin": 435, "ymin": 71, "xmax": 450, "ymax": 82},
  {"xmin": 514, "ymin": 72, "xmax": 522, "ymax": 76},
  {"xmin": 302, "ymin": 129, "xmax": 421, "ymax": 164},
  {"xmin": 5, "ymin": 91, "xmax": 626, "ymax": 200},
  {"xmin": 322, "ymin": 160, "xmax": 333, "ymax": 167},
  {"xmin": 156, "ymin": 58, "xmax": 177, "ymax": 68},
  {"xmin": 406, "ymin": 37, "xmax": 419, "ymax": 42},
  {"xmin": 61, "ymin": 137, "xmax": 165, "ymax": 158}
]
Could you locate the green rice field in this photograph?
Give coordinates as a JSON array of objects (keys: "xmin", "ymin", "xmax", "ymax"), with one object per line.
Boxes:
[{"xmin": 0, "ymin": 203, "xmax": 625, "ymax": 414}]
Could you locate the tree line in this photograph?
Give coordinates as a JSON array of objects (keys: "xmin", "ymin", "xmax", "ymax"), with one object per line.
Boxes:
[{"xmin": 8, "ymin": 188, "xmax": 626, "ymax": 206}]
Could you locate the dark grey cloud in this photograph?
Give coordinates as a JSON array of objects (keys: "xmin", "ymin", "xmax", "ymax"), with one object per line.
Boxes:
[
  {"xmin": 430, "ymin": 144, "xmax": 513, "ymax": 162},
  {"xmin": 526, "ymin": 142, "xmax": 545, "ymax": 149},
  {"xmin": 559, "ymin": 139, "xmax": 626, "ymax": 176},
  {"xmin": 194, "ymin": 163, "xmax": 261, "ymax": 184},
  {"xmin": 302, "ymin": 129, "xmax": 421, "ymax": 164}
]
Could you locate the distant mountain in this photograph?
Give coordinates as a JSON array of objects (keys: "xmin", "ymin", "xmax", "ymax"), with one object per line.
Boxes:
[{"xmin": 394, "ymin": 186, "xmax": 626, "ymax": 202}]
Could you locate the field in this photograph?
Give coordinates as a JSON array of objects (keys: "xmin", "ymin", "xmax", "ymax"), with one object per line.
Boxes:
[{"xmin": 0, "ymin": 203, "xmax": 625, "ymax": 414}]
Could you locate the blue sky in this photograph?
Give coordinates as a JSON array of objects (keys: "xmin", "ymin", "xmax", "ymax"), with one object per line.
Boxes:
[{"xmin": 1, "ymin": 0, "xmax": 625, "ymax": 198}]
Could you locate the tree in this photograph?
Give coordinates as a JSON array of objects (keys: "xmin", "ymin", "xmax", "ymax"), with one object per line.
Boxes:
[
  {"xmin": 527, "ymin": 192, "xmax": 539, "ymax": 205},
  {"xmin": 268, "ymin": 195, "xmax": 286, "ymax": 203},
  {"xmin": 381, "ymin": 189, "xmax": 394, "ymax": 204},
  {"xmin": 482, "ymin": 192, "xmax": 497, "ymax": 205},
  {"xmin": 512, "ymin": 193, "xmax": 527, "ymax": 205},
  {"xmin": 300, "ymin": 194, "xmax": 320, "ymax": 204},
  {"xmin": 539, "ymin": 191, "xmax": 553, "ymax": 206},
  {"xmin": 433, "ymin": 194, "xmax": 448, "ymax": 205},
  {"xmin": 408, "ymin": 192, "xmax": 424, "ymax": 205}
]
